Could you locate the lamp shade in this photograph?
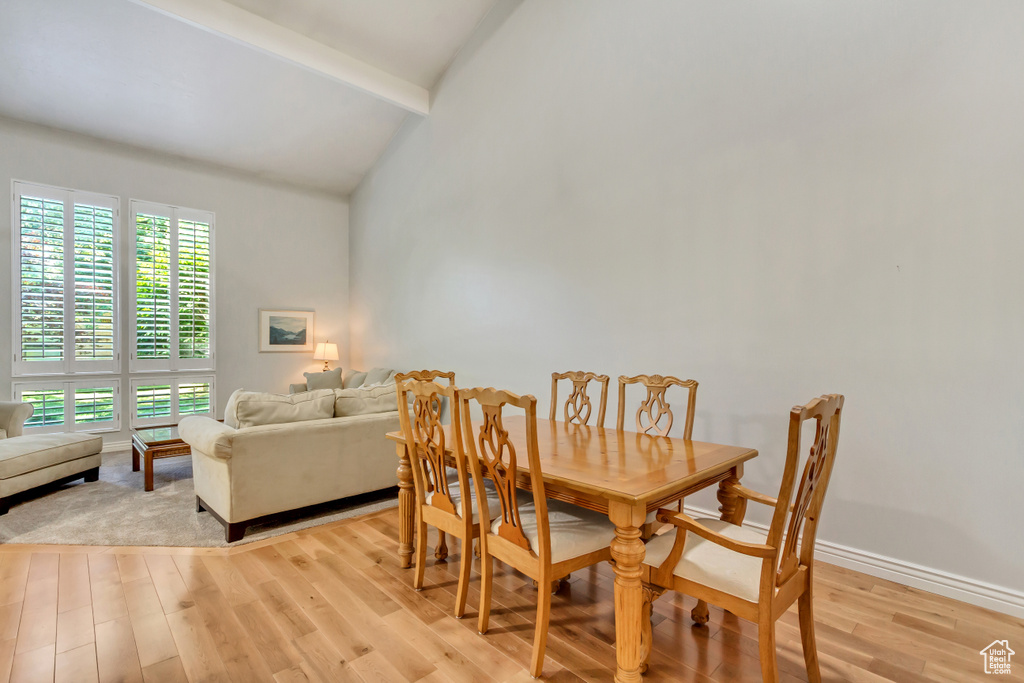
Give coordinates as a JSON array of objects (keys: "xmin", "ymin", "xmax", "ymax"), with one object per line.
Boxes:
[{"xmin": 313, "ymin": 342, "xmax": 339, "ymax": 362}]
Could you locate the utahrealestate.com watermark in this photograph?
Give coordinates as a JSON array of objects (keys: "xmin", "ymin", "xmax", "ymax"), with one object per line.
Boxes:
[{"xmin": 980, "ymin": 640, "xmax": 1014, "ymax": 675}]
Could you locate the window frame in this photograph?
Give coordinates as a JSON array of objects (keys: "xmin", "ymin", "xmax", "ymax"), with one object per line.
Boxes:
[
  {"xmin": 129, "ymin": 375, "xmax": 216, "ymax": 428},
  {"xmin": 128, "ymin": 200, "xmax": 216, "ymax": 374},
  {"xmin": 11, "ymin": 180, "xmax": 121, "ymax": 377},
  {"xmin": 12, "ymin": 379, "xmax": 122, "ymax": 434}
]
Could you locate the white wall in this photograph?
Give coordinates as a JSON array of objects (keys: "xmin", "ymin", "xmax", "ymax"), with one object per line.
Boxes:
[
  {"xmin": 1, "ymin": 116, "xmax": 350, "ymax": 445},
  {"xmin": 350, "ymin": 0, "xmax": 1024, "ymax": 600}
]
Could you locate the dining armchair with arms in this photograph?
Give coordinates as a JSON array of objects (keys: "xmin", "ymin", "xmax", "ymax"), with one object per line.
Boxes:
[
  {"xmin": 639, "ymin": 393, "xmax": 845, "ymax": 682},
  {"xmin": 461, "ymin": 387, "xmax": 617, "ymax": 678},
  {"xmin": 549, "ymin": 371, "xmax": 610, "ymax": 427},
  {"xmin": 396, "ymin": 378, "xmax": 500, "ymax": 618},
  {"xmin": 396, "ymin": 370, "xmax": 457, "ymax": 561}
]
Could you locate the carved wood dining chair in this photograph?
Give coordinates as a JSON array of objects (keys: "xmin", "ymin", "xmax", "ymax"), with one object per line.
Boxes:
[
  {"xmin": 618, "ymin": 374, "xmax": 699, "ymax": 532},
  {"xmin": 396, "ymin": 370, "xmax": 457, "ymax": 560},
  {"xmin": 616, "ymin": 373, "xmax": 698, "ymax": 438},
  {"xmin": 639, "ymin": 394, "xmax": 845, "ymax": 682},
  {"xmin": 549, "ymin": 371, "xmax": 610, "ymax": 427},
  {"xmin": 396, "ymin": 378, "xmax": 501, "ymax": 618},
  {"xmin": 460, "ymin": 387, "xmax": 616, "ymax": 678}
]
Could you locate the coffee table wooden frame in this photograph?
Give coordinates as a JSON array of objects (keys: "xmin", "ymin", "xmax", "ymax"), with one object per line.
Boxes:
[{"xmin": 131, "ymin": 425, "xmax": 191, "ymax": 492}]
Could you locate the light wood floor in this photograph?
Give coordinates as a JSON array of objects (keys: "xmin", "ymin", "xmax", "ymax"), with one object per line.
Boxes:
[{"xmin": 0, "ymin": 508, "xmax": 1021, "ymax": 683}]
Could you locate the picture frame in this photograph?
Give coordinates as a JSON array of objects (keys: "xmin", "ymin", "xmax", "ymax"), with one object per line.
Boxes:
[{"xmin": 258, "ymin": 309, "xmax": 315, "ymax": 353}]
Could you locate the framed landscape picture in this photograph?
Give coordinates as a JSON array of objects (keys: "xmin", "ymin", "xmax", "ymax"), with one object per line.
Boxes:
[{"xmin": 258, "ymin": 309, "xmax": 315, "ymax": 353}]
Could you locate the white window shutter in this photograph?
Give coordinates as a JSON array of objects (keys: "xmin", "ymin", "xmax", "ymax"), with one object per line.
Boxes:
[{"xmin": 13, "ymin": 182, "xmax": 120, "ymax": 377}]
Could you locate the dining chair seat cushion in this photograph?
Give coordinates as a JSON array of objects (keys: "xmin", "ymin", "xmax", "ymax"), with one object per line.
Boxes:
[
  {"xmin": 494, "ymin": 499, "xmax": 617, "ymax": 565},
  {"xmin": 642, "ymin": 518, "xmax": 763, "ymax": 603},
  {"xmin": 427, "ymin": 479, "xmax": 506, "ymax": 524}
]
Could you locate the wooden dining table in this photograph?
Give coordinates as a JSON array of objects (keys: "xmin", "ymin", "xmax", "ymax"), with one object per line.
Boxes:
[{"xmin": 386, "ymin": 417, "xmax": 758, "ymax": 683}]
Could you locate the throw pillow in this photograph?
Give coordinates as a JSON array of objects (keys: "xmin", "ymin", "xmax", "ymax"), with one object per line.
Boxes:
[
  {"xmin": 343, "ymin": 369, "xmax": 368, "ymax": 389},
  {"xmin": 303, "ymin": 367, "xmax": 344, "ymax": 391},
  {"xmin": 333, "ymin": 383, "xmax": 399, "ymax": 417},
  {"xmin": 363, "ymin": 367, "xmax": 395, "ymax": 386},
  {"xmin": 0, "ymin": 428, "xmax": 6, "ymax": 440},
  {"xmin": 225, "ymin": 389, "xmax": 335, "ymax": 429}
]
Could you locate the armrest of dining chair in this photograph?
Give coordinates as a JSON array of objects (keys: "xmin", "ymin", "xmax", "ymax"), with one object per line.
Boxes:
[
  {"xmin": 721, "ymin": 481, "xmax": 794, "ymax": 512},
  {"xmin": 655, "ymin": 509, "xmax": 776, "ymax": 559}
]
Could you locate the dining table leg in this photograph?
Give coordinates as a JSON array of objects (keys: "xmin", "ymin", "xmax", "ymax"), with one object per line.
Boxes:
[
  {"xmin": 692, "ymin": 464, "xmax": 747, "ymax": 625},
  {"xmin": 396, "ymin": 442, "xmax": 415, "ymax": 569},
  {"xmin": 610, "ymin": 500, "xmax": 648, "ymax": 683}
]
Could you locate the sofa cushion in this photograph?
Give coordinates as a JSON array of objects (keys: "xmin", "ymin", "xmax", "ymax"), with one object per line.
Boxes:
[
  {"xmin": 225, "ymin": 389, "xmax": 335, "ymax": 429},
  {"xmin": 334, "ymin": 383, "xmax": 399, "ymax": 417},
  {"xmin": 0, "ymin": 433, "xmax": 102, "ymax": 479},
  {"xmin": 303, "ymin": 368, "xmax": 344, "ymax": 391},
  {"xmin": 363, "ymin": 367, "xmax": 395, "ymax": 386},
  {"xmin": 342, "ymin": 369, "xmax": 368, "ymax": 389}
]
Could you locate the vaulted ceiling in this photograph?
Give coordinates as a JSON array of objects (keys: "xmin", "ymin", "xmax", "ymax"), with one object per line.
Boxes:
[{"xmin": 0, "ymin": 0, "xmax": 499, "ymax": 195}]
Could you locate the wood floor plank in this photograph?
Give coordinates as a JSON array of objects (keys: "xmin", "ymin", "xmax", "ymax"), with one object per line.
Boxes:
[
  {"xmin": 201, "ymin": 556, "xmax": 258, "ymax": 607},
  {"xmin": 22, "ymin": 553, "xmax": 58, "ymax": 613},
  {"xmin": 292, "ymin": 630, "xmax": 361, "ymax": 683},
  {"xmin": 115, "ymin": 556, "xmax": 149, "ymax": 586},
  {"xmin": 141, "ymin": 656, "xmax": 189, "ymax": 683},
  {"xmin": 190, "ymin": 584, "xmax": 276, "ymax": 682},
  {"xmin": 164, "ymin": 606, "xmax": 230, "ymax": 683},
  {"xmin": 57, "ymin": 554, "xmax": 91, "ymax": 615},
  {"xmin": 55, "ymin": 642, "xmax": 98, "ymax": 683},
  {"xmin": 14, "ymin": 602, "xmax": 56, "ymax": 656},
  {"xmin": 123, "ymin": 578, "xmax": 163, "ymax": 622},
  {"xmin": 0, "ymin": 638, "xmax": 16, "ymax": 683},
  {"xmin": 232, "ymin": 599, "xmax": 304, "ymax": 675},
  {"xmin": 10, "ymin": 643, "xmax": 55, "ymax": 683},
  {"xmin": 88, "ymin": 555, "xmax": 128, "ymax": 626},
  {"xmin": 95, "ymin": 616, "xmax": 143, "ymax": 683},
  {"xmin": 128, "ymin": 611, "xmax": 178, "ymax": 670},
  {"xmin": 143, "ymin": 556, "xmax": 193, "ymax": 616},
  {"xmin": 0, "ymin": 604, "xmax": 22, "ymax": 644},
  {"xmin": 55, "ymin": 604, "xmax": 95, "ymax": 655}
]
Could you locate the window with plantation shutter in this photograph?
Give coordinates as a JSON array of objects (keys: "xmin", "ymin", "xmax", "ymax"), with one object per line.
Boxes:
[
  {"xmin": 13, "ymin": 181, "xmax": 120, "ymax": 376},
  {"xmin": 13, "ymin": 380, "xmax": 121, "ymax": 434},
  {"xmin": 129, "ymin": 201, "xmax": 215, "ymax": 372},
  {"xmin": 130, "ymin": 376, "xmax": 214, "ymax": 427}
]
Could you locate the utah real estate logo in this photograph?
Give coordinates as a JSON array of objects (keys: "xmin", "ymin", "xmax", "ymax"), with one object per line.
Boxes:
[{"xmin": 980, "ymin": 640, "xmax": 1014, "ymax": 675}]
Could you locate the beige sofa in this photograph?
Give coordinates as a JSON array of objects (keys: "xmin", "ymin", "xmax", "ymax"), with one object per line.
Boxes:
[
  {"xmin": 0, "ymin": 401, "xmax": 103, "ymax": 514},
  {"xmin": 179, "ymin": 380, "xmax": 401, "ymax": 542}
]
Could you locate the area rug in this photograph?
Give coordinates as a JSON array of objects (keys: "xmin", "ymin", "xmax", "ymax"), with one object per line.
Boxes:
[{"xmin": 0, "ymin": 450, "xmax": 398, "ymax": 547}]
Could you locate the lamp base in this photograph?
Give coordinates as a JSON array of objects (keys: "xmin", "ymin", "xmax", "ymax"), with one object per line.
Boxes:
[{"xmin": 322, "ymin": 361, "xmax": 331, "ymax": 372}]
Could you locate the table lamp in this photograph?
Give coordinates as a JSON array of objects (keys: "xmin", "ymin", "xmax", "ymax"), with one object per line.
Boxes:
[{"xmin": 313, "ymin": 341, "xmax": 339, "ymax": 371}]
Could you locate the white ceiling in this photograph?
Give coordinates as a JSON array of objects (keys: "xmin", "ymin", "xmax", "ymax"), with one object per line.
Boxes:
[
  {"xmin": 221, "ymin": 0, "xmax": 497, "ymax": 90},
  {"xmin": 0, "ymin": 0, "xmax": 498, "ymax": 195}
]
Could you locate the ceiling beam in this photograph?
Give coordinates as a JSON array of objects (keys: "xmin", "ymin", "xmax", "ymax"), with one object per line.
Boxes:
[{"xmin": 130, "ymin": 0, "xmax": 430, "ymax": 115}]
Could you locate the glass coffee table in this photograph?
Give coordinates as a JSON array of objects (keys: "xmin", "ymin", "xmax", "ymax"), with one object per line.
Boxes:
[{"xmin": 131, "ymin": 425, "xmax": 191, "ymax": 492}]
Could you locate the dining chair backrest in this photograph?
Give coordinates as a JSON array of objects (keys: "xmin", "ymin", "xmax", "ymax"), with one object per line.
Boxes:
[
  {"xmin": 395, "ymin": 370, "xmax": 456, "ymax": 385},
  {"xmin": 549, "ymin": 371, "xmax": 610, "ymax": 427},
  {"xmin": 396, "ymin": 378, "xmax": 469, "ymax": 519},
  {"xmin": 767, "ymin": 394, "xmax": 845, "ymax": 586},
  {"xmin": 617, "ymin": 374, "xmax": 698, "ymax": 438},
  {"xmin": 460, "ymin": 388, "xmax": 551, "ymax": 563}
]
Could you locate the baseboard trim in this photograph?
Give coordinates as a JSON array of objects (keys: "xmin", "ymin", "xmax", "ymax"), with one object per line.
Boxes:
[
  {"xmin": 682, "ymin": 504, "xmax": 1024, "ymax": 619},
  {"xmin": 101, "ymin": 440, "xmax": 131, "ymax": 453}
]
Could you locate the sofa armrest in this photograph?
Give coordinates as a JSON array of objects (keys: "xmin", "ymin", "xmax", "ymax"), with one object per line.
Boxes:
[
  {"xmin": 179, "ymin": 416, "xmax": 235, "ymax": 460},
  {"xmin": 0, "ymin": 402, "xmax": 34, "ymax": 438}
]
